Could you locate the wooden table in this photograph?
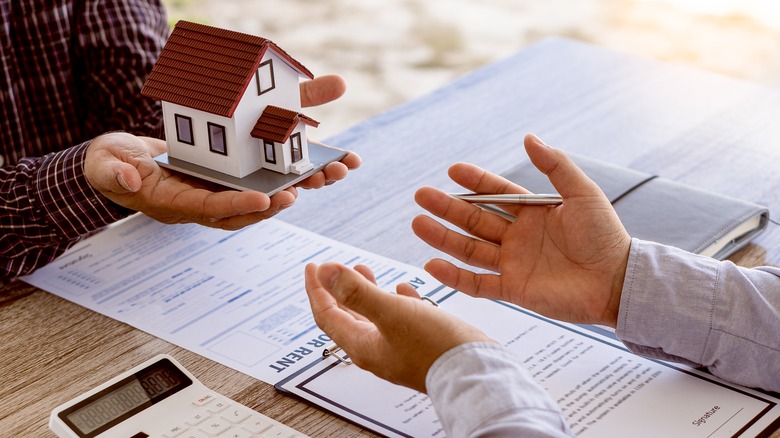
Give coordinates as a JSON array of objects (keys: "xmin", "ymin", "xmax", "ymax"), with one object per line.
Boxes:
[{"xmin": 2, "ymin": 37, "xmax": 779, "ymax": 436}]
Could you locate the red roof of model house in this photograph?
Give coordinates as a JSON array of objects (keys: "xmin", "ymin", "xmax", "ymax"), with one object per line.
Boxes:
[
  {"xmin": 141, "ymin": 20, "xmax": 313, "ymax": 118},
  {"xmin": 251, "ymin": 105, "xmax": 320, "ymax": 143}
]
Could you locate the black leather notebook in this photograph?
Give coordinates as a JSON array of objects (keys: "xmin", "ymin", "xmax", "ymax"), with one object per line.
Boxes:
[{"xmin": 501, "ymin": 154, "xmax": 769, "ymax": 260}]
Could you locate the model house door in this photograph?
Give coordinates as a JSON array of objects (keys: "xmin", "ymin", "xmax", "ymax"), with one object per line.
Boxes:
[{"xmin": 290, "ymin": 133, "xmax": 302, "ymax": 163}]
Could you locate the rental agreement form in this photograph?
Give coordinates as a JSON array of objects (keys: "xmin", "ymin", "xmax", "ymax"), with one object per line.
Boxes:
[
  {"xmin": 277, "ymin": 289, "xmax": 780, "ymax": 437},
  {"xmin": 22, "ymin": 214, "xmax": 437, "ymax": 383}
]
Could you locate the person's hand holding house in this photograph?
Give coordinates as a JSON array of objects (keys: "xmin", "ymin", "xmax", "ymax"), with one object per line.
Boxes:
[
  {"xmin": 84, "ymin": 131, "xmax": 281, "ymax": 230},
  {"xmin": 83, "ymin": 75, "xmax": 360, "ymax": 231}
]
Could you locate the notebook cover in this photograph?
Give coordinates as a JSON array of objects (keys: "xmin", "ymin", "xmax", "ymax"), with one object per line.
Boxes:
[{"xmin": 501, "ymin": 154, "xmax": 769, "ymax": 260}]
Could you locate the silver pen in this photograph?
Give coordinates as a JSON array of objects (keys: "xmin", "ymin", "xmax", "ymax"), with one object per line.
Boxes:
[{"xmin": 450, "ymin": 193, "xmax": 563, "ymax": 205}]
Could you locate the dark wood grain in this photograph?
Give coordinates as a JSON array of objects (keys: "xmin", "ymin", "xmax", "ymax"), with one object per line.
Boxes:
[{"xmin": 2, "ymin": 38, "xmax": 778, "ymax": 437}]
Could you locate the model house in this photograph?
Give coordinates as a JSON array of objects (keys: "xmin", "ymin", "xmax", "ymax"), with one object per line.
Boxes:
[{"xmin": 142, "ymin": 20, "xmax": 318, "ymax": 177}]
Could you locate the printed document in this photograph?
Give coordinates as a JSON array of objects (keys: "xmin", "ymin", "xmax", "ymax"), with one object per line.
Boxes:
[
  {"xmin": 277, "ymin": 289, "xmax": 780, "ymax": 437},
  {"xmin": 22, "ymin": 214, "xmax": 437, "ymax": 383}
]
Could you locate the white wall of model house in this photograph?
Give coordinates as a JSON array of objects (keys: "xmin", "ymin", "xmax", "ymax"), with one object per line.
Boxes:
[{"xmin": 163, "ymin": 49, "xmax": 307, "ymax": 177}]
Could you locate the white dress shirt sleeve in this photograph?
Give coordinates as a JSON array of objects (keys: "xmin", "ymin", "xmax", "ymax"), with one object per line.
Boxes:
[
  {"xmin": 424, "ymin": 238, "xmax": 780, "ymax": 436},
  {"xmin": 426, "ymin": 342, "xmax": 572, "ymax": 437}
]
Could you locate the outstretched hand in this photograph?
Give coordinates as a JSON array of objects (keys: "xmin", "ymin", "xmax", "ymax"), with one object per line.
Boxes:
[
  {"xmin": 85, "ymin": 75, "xmax": 359, "ymax": 230},
  {"xmin": 85, "ymin": 132, "xmax": 288, "ymax": 230},
  {"xmin": 412, "ymin": 134, "xmax": 631, "ymax": 327},
  {"xmin": 305, "ymin": 262, "xmax": 493, "ymax": 393}
]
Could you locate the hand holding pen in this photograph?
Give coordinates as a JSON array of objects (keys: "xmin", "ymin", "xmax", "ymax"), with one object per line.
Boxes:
[{"xmin": 411, "ymin": 134, "xmax": 632, "ymax": 327}]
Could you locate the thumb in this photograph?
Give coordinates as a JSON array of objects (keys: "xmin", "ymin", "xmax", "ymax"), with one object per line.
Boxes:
[
  {"xmin": 88, "ymin": 157, "xmax": 142, "ymax": 194},
  {"xmin": 316, "ymin": 263, "xmax": 395, "ymax": 322},
  {"xmin": 300, "ymin": 74, "xmax": 347, "ymax": 108},
  {"xmin": 524, "ymin": 134, "xmax": 603, "ymax": 199},
  {"xmin": 113, "ymin": 163, "xmax": 142, "ymax": 193}
]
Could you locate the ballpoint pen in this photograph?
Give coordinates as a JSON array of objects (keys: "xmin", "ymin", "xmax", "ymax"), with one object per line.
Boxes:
[{"xmin": 449, "ymin": 193, "xmax": 563, "ymax": 205}]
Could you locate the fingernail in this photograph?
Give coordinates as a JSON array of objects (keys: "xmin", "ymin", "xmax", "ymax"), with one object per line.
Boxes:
[
  {"xmin": 530, "ymin": 134, "xmax": 550, "ymax": 148},
  {"xmin": 317, "ymin": 264, "xmax": 341, "ymax": 289},
  {"xmin": 116, "ymin": 173, "xmax": 133, "ymax": 192}
]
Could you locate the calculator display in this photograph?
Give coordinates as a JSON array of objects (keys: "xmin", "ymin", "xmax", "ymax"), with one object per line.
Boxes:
[{"xmin": 59, "ymin": 358, "xmax": 192, "ymax": 437}]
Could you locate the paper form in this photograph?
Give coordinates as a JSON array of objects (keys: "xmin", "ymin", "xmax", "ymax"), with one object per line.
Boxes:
[
  {"xmin": 22, "ymin": 214, "xmax": 438, "ymax": 383},
  {"xmin": 277, "ymin": 289, "xmax": 780, "ymax": 438}
]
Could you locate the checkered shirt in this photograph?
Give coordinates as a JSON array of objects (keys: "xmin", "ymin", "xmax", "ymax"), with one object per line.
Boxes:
[{"xmin": 0, "ymin": 0, "xmax": 168, "ymax": 283}]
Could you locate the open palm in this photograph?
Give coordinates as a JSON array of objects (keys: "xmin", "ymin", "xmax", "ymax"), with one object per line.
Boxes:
[
  {"xmin": 412, "ymin": 134, "xmax": 631, "ymax": 327},
  {"xmin": 84, "ymin": 75, "xmax": 360, "ymax": 230}
]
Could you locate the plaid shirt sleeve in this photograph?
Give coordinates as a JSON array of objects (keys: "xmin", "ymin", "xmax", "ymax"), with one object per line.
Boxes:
[
  {"xmin": 0, "ymin": 0, "xmax": 168, "ymax": 283},
  {"xmin": 0, "ymin": 141, "xmax": 133, "ymax": 281}
]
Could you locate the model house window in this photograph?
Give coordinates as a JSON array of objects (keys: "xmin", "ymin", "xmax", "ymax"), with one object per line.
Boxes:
[
  {"xmin": 256, "ymin": 60, "xmax": 275, "ymax": 95},
  {"xmin": 208, "ymin": 123, "xmax": 227, "ymax": 155},
  {"xmin": 264, "ymin": 140, "xmax": 276, "ymax": 164},
  {"xmin": 175, "ymin": 114, "xmax": 194, "ymax": 145},
  {"xmin": 290, "ymin": 133, "xmax": 302, "ymax": 163}
]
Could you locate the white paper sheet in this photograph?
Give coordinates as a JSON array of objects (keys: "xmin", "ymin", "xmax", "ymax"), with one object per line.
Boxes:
[
  {"xmin": 22, "ymin": 214, "xmax": 438, "ymax": 383},
  {"xmin": 277, "ymin": 289, "xmax": 780, "ymax": 438}
]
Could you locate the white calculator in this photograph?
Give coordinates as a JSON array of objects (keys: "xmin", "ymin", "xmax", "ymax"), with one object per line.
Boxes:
[{"xmin": 49, "ymin": 354, "xmax": 308, "ymax": 438}]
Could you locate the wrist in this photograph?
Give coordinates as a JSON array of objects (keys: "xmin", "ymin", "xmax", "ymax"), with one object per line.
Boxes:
[
  {"xmin": 604, "ymin": 236, "xmax": 632, "ymax": 327},
  {"xmin": 36, "ymin": 141, "xmax": 133, "ymax": 238}
]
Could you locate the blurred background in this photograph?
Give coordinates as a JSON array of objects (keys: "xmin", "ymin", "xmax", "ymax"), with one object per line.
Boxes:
[{"xmin": 163, "ymin": 0, "xmax": 780, "ymax": 140}]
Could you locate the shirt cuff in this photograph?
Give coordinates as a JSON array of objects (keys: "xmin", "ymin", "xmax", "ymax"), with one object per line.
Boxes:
[
  {"xmin": 616, "ymin": 238, "xmax": 720, "ymax": 365},
  {"xmin": 33, "ymin": 141, "xmax": 134, "ymax": 240},
  {"xmin": 426, "ymin": 342, "xmax": 570, "ymax": 437}
]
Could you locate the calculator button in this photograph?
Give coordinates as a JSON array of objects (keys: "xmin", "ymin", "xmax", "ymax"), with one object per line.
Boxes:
[
  {"xmin": 207, "ymin": 400, "xmax": 231, "ymax": 414},
  {"xmin": 217, "ymin": 428, "xmax": 253, "ymax": 438},
  {"xmin": 193, "ymin": 394, "xmax": 217, "ymax": 406},
  {"xmin": 221, "ymin": 408, "xmax": 251, "ymax": 424},
  {"xmin": 186, "ymin": 410, "xmax": 211, "ymax": 425},
  {"xmin": 163, "ymin": 423, "xmax": 189, "ymax": 437},
  {"xmin": 180, "ymin": 431, "xmax": 209, "ymax": 438},
  {"xmin": 198, "ymin": 419, "xmax": 231, "ymax": 436},
  {"xmin": 241, "ymin": 416, "xmax": 274, "ymax": 433},
  {"xmin": 257, "ymin": 427, "xmax": 297, "ymax": 438}
]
